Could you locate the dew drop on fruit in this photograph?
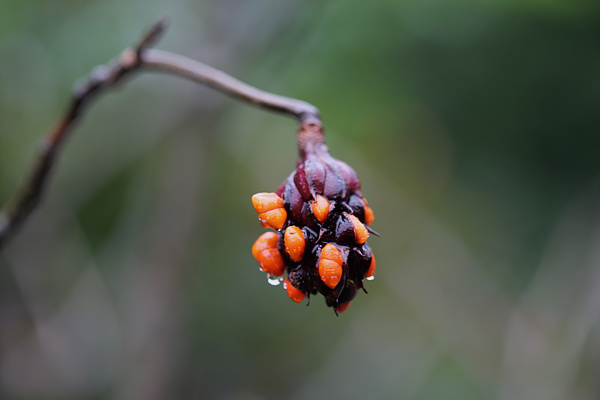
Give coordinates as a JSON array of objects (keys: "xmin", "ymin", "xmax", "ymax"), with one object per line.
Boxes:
[{"xmin": 267, "ymin": 275, "xmax": 283, "ymax": 286}]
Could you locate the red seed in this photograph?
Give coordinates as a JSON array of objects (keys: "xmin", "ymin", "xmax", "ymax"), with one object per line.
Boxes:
[
  {"xmin": 321, "ymin": 243, "xmax": 343, "ymax": 264},
  {"xmin": 365, "ymin": 255, "xmax": 376, "ymax": 279},
  {"xmin": 336, "ymin": 302, "xmax": 351, "ymax": 314},
  {"xmin": 284, "ymin": 226, "xmax": 305, "ymax": 262},
  {"xmin": 318, "ymin": 244, "xmax": 343, "ymax": 289},
  {"xmin": 251, "ymin": 192, "xmax": 284, "ymax": 213},
  {"xmin": 362, "ymin": 198, "xmax": 375, "ymax": 226},
  {"xmin": 258, "ymin": 208, "xmax": 287, "ymax": 230},
  {"xmin": 311, "ymin": 195, "xmax": 330, "ymax": 223},
  {"xmin": 252, "ymin": 232, "xmax": 285, "ymax": 276},
  {"xmin": 283, "ymin": 277, "xmax": 305, "ymax": 303},
  {"xmin": 348, "ymin": 214, "xmax": 369, "ymax": 244},
  {"xmin": 252, "ymin": 193, "xmax": 287, "ymax": 230}
]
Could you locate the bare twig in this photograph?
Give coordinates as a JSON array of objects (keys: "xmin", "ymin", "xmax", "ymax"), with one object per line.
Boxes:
[
  {"xmin": 142, "ymin": 49, "xmax": 320, "ymax": 121},
  {"xmin": 0, "ymin": 18, "xmax": 321, "ymax": 249}
]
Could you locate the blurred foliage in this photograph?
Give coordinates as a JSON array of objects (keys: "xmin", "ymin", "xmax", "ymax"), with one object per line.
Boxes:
[{"xmin": 1, "ymin": 1, "xmax": 600, "ymax": 399}]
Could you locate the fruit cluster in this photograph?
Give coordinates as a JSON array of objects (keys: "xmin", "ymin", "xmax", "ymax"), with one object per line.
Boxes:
[{"xmin": 251, "ymin": 121, "xmax": 376, "ymax": 315}]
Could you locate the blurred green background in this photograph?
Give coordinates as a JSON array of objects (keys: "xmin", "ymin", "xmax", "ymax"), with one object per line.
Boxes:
[{"xmin": 1, "ymin": 0, "xmax": 600, "ymax": 399}]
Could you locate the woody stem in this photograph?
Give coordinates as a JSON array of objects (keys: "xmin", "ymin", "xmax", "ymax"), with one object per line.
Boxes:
[
  {"xmin": 142, "ymin": 49, "xmax": 320, "ymax": 122},
  {"xmin": 0, "ymin": 18, "xmax": 321, "ymax": 249}
]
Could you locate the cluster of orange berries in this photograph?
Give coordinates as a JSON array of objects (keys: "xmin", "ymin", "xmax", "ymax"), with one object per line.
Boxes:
[{"xmin": 250, "ymin": 121, "xmax": 376, "ymax": 315}]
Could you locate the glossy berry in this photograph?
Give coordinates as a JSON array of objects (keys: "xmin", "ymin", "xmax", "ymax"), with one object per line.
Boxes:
[
  {"xmin": 252, "ymin": 232, "xmax": 285, "ymax": 276},
  {"xmin": 284, "ymin": 226, "xmax": 305, "ymax": 262},
  {"xmin": 283, "ymin": 277, "xmax": 305, "ymax": 303},
  {"xmin": 250, "ymin": 120, "xmax": 377, "ymax": 314}
]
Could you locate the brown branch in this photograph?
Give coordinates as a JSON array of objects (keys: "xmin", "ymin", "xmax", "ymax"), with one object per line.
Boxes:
[
  {"xmin": 0, "ymin": 18, "xmax": 321, "ymax": 249},
  {"xmin": 142, "ymin": 49, "xmax": 320, "ymax": 121}
]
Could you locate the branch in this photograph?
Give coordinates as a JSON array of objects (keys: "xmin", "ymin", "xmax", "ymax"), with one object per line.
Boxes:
[
  {"xmin": 0, "ymin": 18, "xmax": 321, "ymax": 249},
  {"xmin": 143, "ymin": 50, "xmax": 320, "ymax": 122}
]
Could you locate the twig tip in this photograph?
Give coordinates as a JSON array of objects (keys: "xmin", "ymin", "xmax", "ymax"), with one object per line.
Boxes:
[{"xmin": 136, "ymin": 16, "xmax": 170, "ymax": 55}]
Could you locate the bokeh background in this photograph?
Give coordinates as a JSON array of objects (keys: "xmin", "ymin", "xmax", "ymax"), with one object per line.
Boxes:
[{"xmin": 1, "ymin": 1, "xmax": 600, "ymax": 399}]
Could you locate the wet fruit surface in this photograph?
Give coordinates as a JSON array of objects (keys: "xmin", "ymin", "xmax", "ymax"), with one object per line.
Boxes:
[
  {"xmin": 250, "ymin": 121, "xmax": 377, "ymax": 315},
  {"xmin": 284, "ymin": 226, "xmax": 305, "ymax": 262},
  {"xmin": 252, "ymin": 232, "xmax": 285, "ymax": 277}
]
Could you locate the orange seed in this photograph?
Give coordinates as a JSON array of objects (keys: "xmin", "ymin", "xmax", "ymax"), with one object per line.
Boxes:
[
  {"xmin": 284, "ymin": 226, "xmax": 305, "ymax": 262},
  {"xmin": 311, "ymin": 195, "xmax": 330, "ymax": 223},
  {"xmin": 252, "ymin": 193, "xmax": 287, "ymax": 230},
  {"xmin": 258, "ymin": 208, "xmax": 287, "ymax": 230},
  {"xmin": 362, "ymin": 198, "xmax": 375, "ymax": 226},
  {"xmin": 318, "ymin": 243, "xmax": 343, "ymax": 289},
  {"xmin": 251, "ymin": 192, "xmax": 284, "ymax": 213},
  {"xmin": 252, "ymin": 232, "xmax": 285, "ymax": 276},
  {"xmin": 348, "ymin": 214, "xmax": 369, "ymax": 244},
  {"xmin": 283, "ymin": 277, "xmax": 305, "ymax": 303},
  {"xmin": 365, "ymin": 255, "xmax": 376, "ymax": 279},
  {"xmin": 320, "ymin": 243, "xmax": 343, "ymax": 265},
  {"xmin": 336, "ymin": 302, "xmax": 351, "ymax": 314}
]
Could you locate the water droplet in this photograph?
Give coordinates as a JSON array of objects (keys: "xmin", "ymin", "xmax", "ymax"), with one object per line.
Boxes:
[
  {"xmin": 366, "ymin": 275, "xmax": 375, "ymax": 281},
  {"xmin": 267, "ymin": 275, "xmax": 283, "ymax": 286}
]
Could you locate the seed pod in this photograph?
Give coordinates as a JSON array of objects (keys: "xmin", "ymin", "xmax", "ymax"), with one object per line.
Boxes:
[
  {"xmin": 288, "ymin": 265, "xmax": 316, "ymax": 295},
  {"xmin": 310, "ymin": 195, "xmax": 330, "ymax": 223},
  {"xmin": 284, "ymin": 225, "xmax": 305, "ymax": 262},
  {"xmin": 318, "ymin": 243, "xmax": 343, "ymax": 289},
  {"xmin": 347, "ymin": 214, "xmax": 369, "ymax": 244},
  {"xmin": 251, "ymin": 192, "xmax": 287, "ymax": 230},
  {"xmin": 252, "ymin": 232, "xmax": 285, "ymax": 276},
  {"xmin": 334, "ymin": 215, "xmax": 356, "ymax": 245},
  {"xmin": 250, "ymin": 121, "xmax": 378, "ymax": 314},
  {"xmin": 346, "ymin": 244, "xmax": 373, "ymax": 285},
  {"xmin": 348, "ymin": 194, "xmax": 366, "ymax": 222},
  {"xmin": 283, "ymin": 277, "xmax": 305, "ymax": 303}
]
